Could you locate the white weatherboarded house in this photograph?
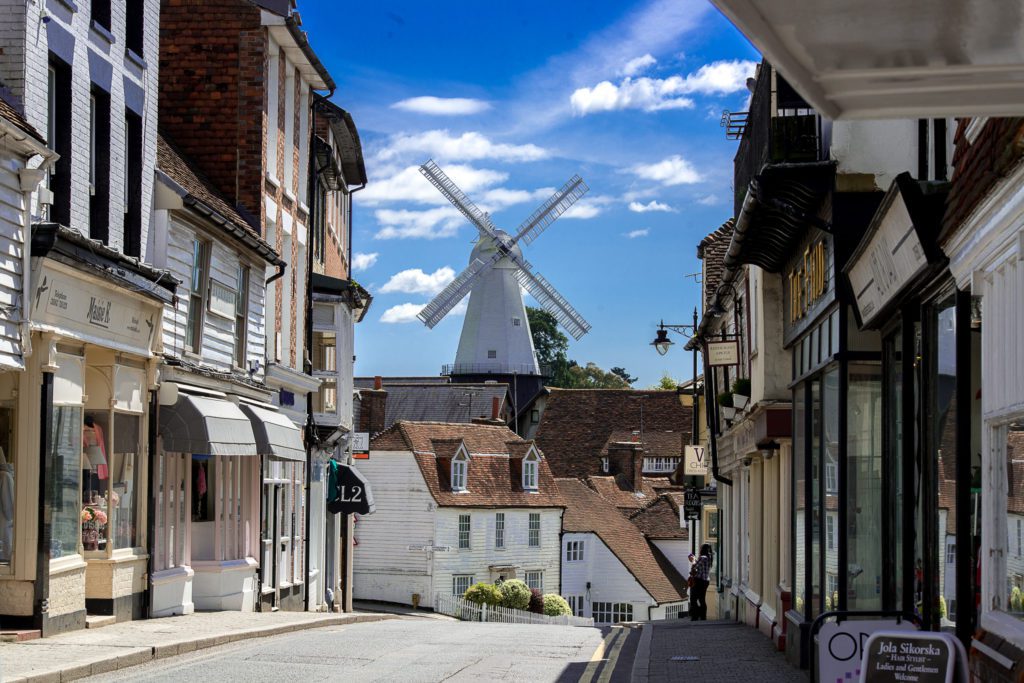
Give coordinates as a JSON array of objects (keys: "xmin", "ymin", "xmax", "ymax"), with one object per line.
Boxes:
[
  {"xmin": 353, "ymin": 421, "xmax": 565, "ymax": 608},
  {"xmin": 557, "ymin": 478, "xmax": 689, "ymax": 623}
]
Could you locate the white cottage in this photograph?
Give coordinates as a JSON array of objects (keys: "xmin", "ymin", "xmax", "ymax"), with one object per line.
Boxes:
[
  {"xmin": 353, "ymin": 421, "xmax": 564, "ymax": 608},
  {"xmin": 557, "ymin": 478, "xmax": 689, "ymax": 623}
]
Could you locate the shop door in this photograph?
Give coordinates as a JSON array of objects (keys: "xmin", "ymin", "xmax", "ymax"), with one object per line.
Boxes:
[{"xmin": 260, "ymin": 483, "xmax": 281, "ymax": 611}]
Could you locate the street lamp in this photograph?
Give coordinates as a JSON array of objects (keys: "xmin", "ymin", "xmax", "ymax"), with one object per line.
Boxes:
[{"xmin": 651, "ymin": 327, "xmax": 673, "ymax": 355}]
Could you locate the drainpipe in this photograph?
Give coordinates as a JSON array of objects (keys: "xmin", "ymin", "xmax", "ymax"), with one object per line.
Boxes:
[{"xmin": 265, "ymin": 262, "xmax": 286, "ymax": 286}]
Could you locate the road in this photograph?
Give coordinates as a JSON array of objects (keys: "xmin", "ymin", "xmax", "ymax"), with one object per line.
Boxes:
[{"xmin": 83, "ymin": 617, "xmax": 636, "ymax": 682}]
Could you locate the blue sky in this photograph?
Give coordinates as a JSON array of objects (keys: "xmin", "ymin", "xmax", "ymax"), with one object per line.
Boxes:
[{"xmin": 300, "ymin": 0, "xmax": 760, "ymax": 388}]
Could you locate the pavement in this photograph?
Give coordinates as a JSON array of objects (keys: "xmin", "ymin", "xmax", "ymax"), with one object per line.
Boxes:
[
  {"xmin": 0, "ymin": 610, "xmax": 399, "ymax": 683},
  {"xmin": 636, "ymin": 619, "xmax": 809, "ymax": 683}
]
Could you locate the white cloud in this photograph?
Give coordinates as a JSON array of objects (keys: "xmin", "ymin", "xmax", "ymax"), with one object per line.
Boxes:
[
  {"xmin": 621, "ymin": 54, "xmax": 656, "ymax": 77},
  {"xmin": 628, "ymin": 200, "xmax": 675, "ymax": 213},
  {"xmin": 570, "ymin": 59, "xmax": 758, "ymax": 115},
  {"xmin": 479, "ymin": 187, "xmax": 554, "ymax": 211},
  {"xmin": 352, "ymin": 252, "xmax": 379, "ymax": 272},
  {"xmin": 380, "ymin": 303, "xmax": 425, "ymax": 324},
  {"xmin": 380, "ymin": 299, "xmax": 467, "ymax": 324},
  {"xmin": 360, "ymin": 164, "xmax": 508, "ymax": 206},
  {"xmin": 562, "ymin": 196, "xmax": 614, "ymax": 220},
  {"xmin": 380, "ymin": 267, "xmax": 456, "ymax": 296},
  {"xmin": 390, "ymin": 96, "xmax": 491, "ymax": 116},
  {"xmin": 626, "ymin": 229, "xmax": 650, "ymax": 238},
  {"xmin": 373, "ymin": 207, "xmax": 464, "ymax": 240},
  {"xmin": 696, "ymin": 194, "xmax": 719, "ymax": 206},
  {"xmin": 375, "ymin": 130, "xmax": 548, "ymax": 164},
  {"xmin": 629, "ymin": 155, "xmax": 701, "ymax": 186}
]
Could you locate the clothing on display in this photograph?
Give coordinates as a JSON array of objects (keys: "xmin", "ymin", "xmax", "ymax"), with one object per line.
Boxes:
[{"xmin": 83, "ymin": 417, "xmax": 108, "ymax": 480}]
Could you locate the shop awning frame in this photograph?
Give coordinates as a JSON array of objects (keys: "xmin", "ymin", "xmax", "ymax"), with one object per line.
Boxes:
[
  {"xmin": 239, "ymin": 402, "xmax": 306, "ymax": 462},
  {"xmin": 159, "ymin": 393, "xmax": 258, "ymax": 457}
]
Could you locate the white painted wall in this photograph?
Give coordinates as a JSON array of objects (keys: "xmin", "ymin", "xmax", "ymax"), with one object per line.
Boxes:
[
  {"xmin": 652, "ymin": 539, "xmax": 691, "ymax": 581},
  {"xmin": 830, "ymin": 119, "xmax": 917, "ymax": 190},
  {"xmin": 0, "ymin": 149, "xmax": 29, "ymax": 369},
  {"xmin": 351, "ymin": 451, "xmax": 435, "ymax": 605},
  {"xmin": 561, "ymin": 532, "xmax": 654, "ymax": 622}
]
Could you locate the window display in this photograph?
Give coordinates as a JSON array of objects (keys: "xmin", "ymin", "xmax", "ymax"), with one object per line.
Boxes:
[
  {"xmin": 51, "ymin": 406, "xmax": 83, "ymax": 558},
  {"xmin": 0, "ymin": 407, "xmax": 14, "ymax": 564}
]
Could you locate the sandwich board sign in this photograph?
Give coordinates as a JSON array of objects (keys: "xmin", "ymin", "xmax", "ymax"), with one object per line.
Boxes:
[
  {"xmin": 860, "ymin": 631, "xmax": 967, "ymax": 683},
  {"xmin": 684, "ymin": 445, "xmax": 708, "ymax": 476},
  {"xmin": 817, "ymin": 618, "xmax": 917, "ymax": 683}
]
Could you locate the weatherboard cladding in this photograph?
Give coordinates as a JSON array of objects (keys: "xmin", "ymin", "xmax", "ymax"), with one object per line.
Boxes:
[
  {"xmin": 557, "ymin": 478, "xmax": 687, "ymax": 604},
  {"xmin": 370, "ymin": 421, "xmax": 564, "ymax": 508},
  {"xmin": 532, "ymin": 389, "xmax": 692, "ymax": 479}
]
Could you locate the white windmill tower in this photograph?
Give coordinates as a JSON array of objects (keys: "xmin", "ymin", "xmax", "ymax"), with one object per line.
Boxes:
[{"xmin": 416, "ymin": 160, "xmax": 592, "ymax": 391}]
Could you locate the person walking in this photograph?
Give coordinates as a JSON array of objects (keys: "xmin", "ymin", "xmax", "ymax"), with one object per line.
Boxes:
[{"xmin": 689, "ymin": 543, "xmax": 713, "ymax": 621}]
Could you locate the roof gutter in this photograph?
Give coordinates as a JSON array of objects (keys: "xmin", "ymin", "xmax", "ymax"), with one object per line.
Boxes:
[{"xmin": 284, "ymin": 15, "xmax": 336, "ymax": 92}]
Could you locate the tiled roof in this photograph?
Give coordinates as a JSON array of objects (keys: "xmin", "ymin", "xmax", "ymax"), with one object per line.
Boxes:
[
  {"xmin": 628, "ymin": 494, "xmax": 688, "ymax": 540},
  {"xmin": 600, "ymin": 431, "xmax": 684, "ymax": 456},
  {"xmin": 533, "ymin": 389, "xmax": 692, "ymax": 478},
  {"xmin": 157, "ymin": 135, "xmax": 277, "ymax": 259},
  {"xmin": 697, "ymin": 219, "xmax": 735, "ymax": 309},
  {"xmin": 558, "ymin": 478, "xmax": 688, "ymax": 604},
  {"xmin": 586, "ymin": 475, "xmax": 660, "ymax": 510},
  {"xmin": 370, "ymin": 421, "xmax": 564, "ymax": 508},
  {"xmin": 0, "ymin": 91, "xmax": 44, "ymax": 144},
  {"xmin": 354, "ymin": 382, "xmax": 510, "ymax": 430},
  {"xmin": 941, "ymin": 118, "xmax": 1024, "ymax": 241}
]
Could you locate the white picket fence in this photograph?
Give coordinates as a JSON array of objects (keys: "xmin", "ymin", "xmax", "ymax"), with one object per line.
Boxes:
[{"xmin": 435, "ymin": 593, "xmax": 595, "ymax": 627}]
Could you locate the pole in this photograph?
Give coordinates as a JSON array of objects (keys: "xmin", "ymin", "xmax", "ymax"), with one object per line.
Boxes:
[{"xmin": 692, "ymin": 307, "xmax": 698, "ymax": 447}]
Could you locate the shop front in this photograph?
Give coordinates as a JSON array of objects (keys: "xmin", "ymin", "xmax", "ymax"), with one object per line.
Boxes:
[{"xmin": 3, "ymin": 224, "xmax": 174, "ymax": 635}]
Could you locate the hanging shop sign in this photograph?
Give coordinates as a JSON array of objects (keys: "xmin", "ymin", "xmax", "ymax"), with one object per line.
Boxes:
[
  {"xmin": 860, "ymin": 631, "xmax": 967, "ymax": 683},
  {"xmin": 684, "ymin": 488, "xmax": 702, "ymax": 521},
  {"xmin": 683, "ymin": 445, "xmax": 708, "ymax": 476},
  {"xmin": 706, "ymin": 340, "xmax": 739, "ymax": 367},
  {"xmin": 351, "ymin": 432, "xmax": 370, "ymax": 455},
  {"xmin": 327, "ymin": 461, "xmax": 376, "ymax": 515},
  {"xmin": 818, "ymin": 618, "xmax": 917, "ymax": 683},
  {"xmin": 31, "ymin": 262, "xmax": 159, "ymax": 355}
]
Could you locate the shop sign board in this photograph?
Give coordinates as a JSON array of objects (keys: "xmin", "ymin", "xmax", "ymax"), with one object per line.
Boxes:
[
  {"xmin": 818, "ymin": 619, "xmax": 917, "ymax": 683},
  {"xmin": 31, "ymin": 263, "xmax": 159, "ymax": 355},
  {"xmin": 684, "ymin": 488, "xmax": 702, "ymax": 521},
  {"xmin": 327, "ymin": 463, "xmax": 375, "ymax": 515},
  {"xmin": 683, "ymin": 445, "xmax": 708, "ymax": 476},
  {"xmin": 783, "ymin": 233, "xmax": 836, "ymax": 346},
  {"xmin": 706, "ymin": 340, "xmax": 739, "ymax": 366},
  {"xmin": 860, "ymin": 631, "xmax": 966, "ymax": 683},
  {"xmin": 847, "ymin": 193, "xmax": 928, "ymax": 328}
]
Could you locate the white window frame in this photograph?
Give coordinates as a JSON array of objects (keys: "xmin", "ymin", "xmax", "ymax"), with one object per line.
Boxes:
[
  {"xmin": 528, "ymin": 512, "xmax": 540, "ymax": 547},
  {"xmin": 265, "ymin": 36, "xmax": 279, "ymax": 183},
  {"xmin": 567, "ymin": 595, "xmax": 585, "ymax": 617},
  {"xmin": 186, "ymin": 237, "xmax": 210, "ymax": 354},
  {"xmin": 946, "ymin": 542, "xmax": 956, "ymax": 565},
  {"xmin": 283, "ymin": 69, "xmax": 295, "ymax": 195},
  {"xmin": 452, "ymin": 453, "xmax": 468, "ymax": 492},
  {"xmin": 565, "ymin": 540, "xmax": 584, "ymax": 562},
  {"xmin": 458, "ymin": 513, "xmax": 471, "ymax": 550},
  {"xmin": 825, "ymin": 513, "xmax": 835, "ymax": 551},
  {"xmin": 525, "ymin": 570, "xmax": 543, "ymax": 591},
  {"xmin": 452, "ymin": 574, "xmax": 474, "ymax": 596},
  {"xmin": 522, "ymin": 452, "xmax": 538, "ymax": 491},
  {"xmin": 592, "ymin": 602, "xmax": 632, "ymax": 624},
  {"xmin": 495, "ymin": 512, "xmax": 505, "ymax": 549},
  {"xmin": 601, "ymin": 457, "xmax": 609, "ymax": 473},
  {"xmin": 825, "ymin": 461, "xmax": 838, "ymax": 493}
]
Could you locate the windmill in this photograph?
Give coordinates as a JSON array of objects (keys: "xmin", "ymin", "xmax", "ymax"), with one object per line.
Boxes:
[{"xmin": 416, "ymin": 160, "xmax": 592, "ymax": 382}]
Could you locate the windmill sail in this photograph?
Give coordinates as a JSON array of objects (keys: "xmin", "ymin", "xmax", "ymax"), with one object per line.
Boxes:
[
  {"xmin": 419, "ymin": 160, "xmax": 500, "ymax": 239},
  {"xmin": 417, "ymin": 253, "xmax": 502, "ymax": 328},
  {"xmin": 511, "ymin": 257, "xmax": 591, "ymax": 340},
  {"xmin": 513, "ymin": 175, "xmax": 589, "ymax": 246}
]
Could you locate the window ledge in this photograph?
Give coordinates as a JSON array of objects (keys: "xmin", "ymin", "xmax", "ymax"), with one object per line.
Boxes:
[
  {"xmin": 125, "ymin": 48, "xmax": 147, "ymax": 70},
  {"xmin": 91, "ymin": 20, "xmax": 115, "ymax": 45},
  {"xmin": 265, "ymin": 174, "xmax": 280, "ymax": 190},
  {"xmin": 283, "ymin": 189, "xmax": 296, "ymax": 203}
]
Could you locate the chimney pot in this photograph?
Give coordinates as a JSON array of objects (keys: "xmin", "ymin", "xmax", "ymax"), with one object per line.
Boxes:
[{"xmin": 374, "ymin": 375, "xmax": 383, "ymax": 390}]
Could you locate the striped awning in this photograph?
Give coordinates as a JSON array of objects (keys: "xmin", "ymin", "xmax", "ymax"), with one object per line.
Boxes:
[
  {"xmin": 159, "ymin": 393, "xmax": 258, "ymax": 457},
  {"xmin": 239, "ymin": 402, "xmax": 306, "ymax": 462}
]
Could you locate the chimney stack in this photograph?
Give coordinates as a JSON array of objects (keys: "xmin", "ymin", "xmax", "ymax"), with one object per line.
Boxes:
[
  {"xmin": 374, "ymin": 375, "xmax": 383, "ymax": 390},
  {"xmin": 607, "ymin": 442, "xmax": 645, "ymax": 493},
  {"xmin": 492, "ymin": 396, "xmax": 500, "ymax": 420},
  {"xmin": 358, "ymin": 381, "xmax": 387, "ymax": 436}
]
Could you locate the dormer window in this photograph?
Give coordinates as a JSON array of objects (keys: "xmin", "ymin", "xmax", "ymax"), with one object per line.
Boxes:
[
  {"xmin": 452, "ymin": 452, "xmax": 468, "ymax": 492},
  {"xmin": 523, "ymin": 451, "xmax": 539, "ymax": 491}
]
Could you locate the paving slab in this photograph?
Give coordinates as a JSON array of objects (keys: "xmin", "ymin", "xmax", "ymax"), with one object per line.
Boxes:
[{"xmin": 0, "ymin": 610, "xmax": 397, "ymax": 683}]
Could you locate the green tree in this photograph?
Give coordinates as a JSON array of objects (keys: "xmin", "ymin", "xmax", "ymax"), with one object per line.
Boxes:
[
  {"xmin": 610, "ymin": 367, "xmax": 637, "ymax": 386},
  {"xmin": 652, "ymin": 372, "xmax": 680, "ymax": 390},
  {"xmin": 564, "ymin": 362, "xmax": 631, "ymax": 389}
]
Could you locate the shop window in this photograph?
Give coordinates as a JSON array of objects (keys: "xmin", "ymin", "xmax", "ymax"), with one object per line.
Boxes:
[
  {"xmin": 529, "ymin": 512, "xmax": 540, "ymax": 547},
  {"xmin": 495, "ymin": 512, "xmax": 504, "ymax": 549},
  {"xmin": 234, "ymin": 263, "xmax": 250, "ymax": 367},
  {"xmin": 1001, "ymin": 421, "xmax": 1024, "ymax": 622},
  {"xmin": 154, "ymin": 452, "xmax": 188, "ymax": 572},
  {"xmin": 191, "ymin": 456, "xmax": 213, "ymax": 522},
  {"xmin": 111, "ymin": 413, "xmax": 142, "ymax": 549},
  {"xmin": 0, "ymin": 406, "xmax": 14, "ymax": 564},
  {"xmin": 525, "ymin": 570, "xmax": 543, "ymax": 591},
  {"xmin": 186, "ymin": 238, "xmax": 210, "ymax": 354},
  {"xmin": 50, "ymin": 406, "xmax": 83, "ymax": 558},
  {"xmin": 792, "ymin": 383, "xmax": 807, "ymax": 616}
]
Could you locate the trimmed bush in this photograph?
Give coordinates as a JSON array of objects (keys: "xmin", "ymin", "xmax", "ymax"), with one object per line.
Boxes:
[
  {"xmin": 528, "ymin": 588, "xmax": 544, "ymax": 614},
  {"xmin": 543, "ymin": 594, "xmax": 572, "ymax": 617},
  {"xmin": 498, "ymin": 579, "xmax": 531, "ymax": 610},
  {"xmin": 464, "ymin": 582, "xmax": 502, "ymax": 606}
]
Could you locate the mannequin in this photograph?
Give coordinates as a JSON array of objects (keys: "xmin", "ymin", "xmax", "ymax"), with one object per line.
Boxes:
[{"xmin": 0, "ymin": 446, "xmax": 13, "ymax": 563}]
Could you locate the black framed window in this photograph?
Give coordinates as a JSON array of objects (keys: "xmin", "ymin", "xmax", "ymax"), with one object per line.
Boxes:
[
  {"xmin": 123, "ymin": 109, "xmax": 143, "ymax": 256},
  {"xmin": 47, "ymin": 56, "xmax": 72, "ymax": 227},
  {"xmin": 89, "ymin": 86, "xmax": 111, "ymax": 243},
  {"xmin": 125, "ymin": 0, "xmax": 144, "ymax": 57},
  {"xmin": 91, "ymin": 0, "xmax": 111, "ymax": 31}
]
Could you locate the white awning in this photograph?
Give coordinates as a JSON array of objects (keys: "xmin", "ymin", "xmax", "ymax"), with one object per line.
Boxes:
[
  {"xmin": 159, "ymin": 394, "xmax": 258, "ymax": 457},
  {"xmin": 712, "ymin": 0, "xmax": 1024, "ymax": 118},
  {"xmin": 239, "ymin": 402, "xmax": 306, "ymax": 462}
]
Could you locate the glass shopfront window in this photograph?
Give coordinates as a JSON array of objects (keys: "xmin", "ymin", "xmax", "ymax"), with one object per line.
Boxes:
[
  {"xmin": 884, "ymin": 331, "xmax": 904, "ymax": 609},
  {"xmin": 793, "ymin": 385, "xmax": 806, "ymax": 616},
  {"xmin": 1005, "ymin": 421, "xmax": 1024, "ymax": 622},
  {"xmin": 847, "ymin": 364, "xmax": 882, "ymax": 610},
  {"xmin": 811, "ymin": 378, "xmax": 822, "ymax": 617},
  {"xmin": 51, "ymin": 406, "xmax": 83, "ymax": 558},
  {"xmin": 0, "ymin": 406, "xmax": 15, "ymax": 564},
  {"xmin": 111, "ymin": 414, "xmax": 142, "ymax": 549},
  {"xmin": 823, "ymin": 370, "xmax": 840, "ymax": 611}
]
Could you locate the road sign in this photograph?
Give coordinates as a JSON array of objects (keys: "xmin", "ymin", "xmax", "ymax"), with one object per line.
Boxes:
[
  {"xmin": 684, "ymin": 445, "xmax": 708, "ymax": 476},
  {"xmin": 684, "ymin": 488, "xmax": 701, "ymax": 521}
]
